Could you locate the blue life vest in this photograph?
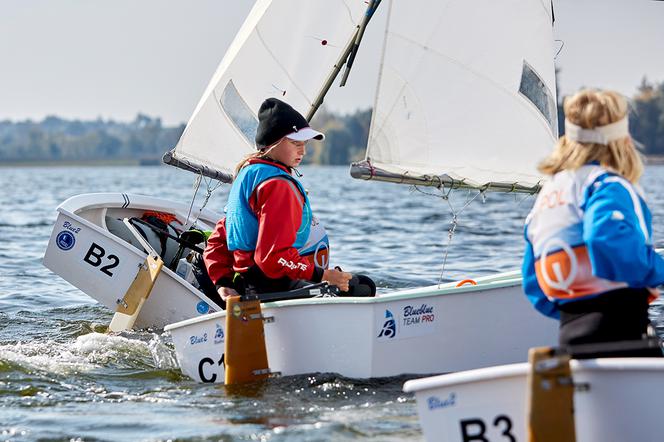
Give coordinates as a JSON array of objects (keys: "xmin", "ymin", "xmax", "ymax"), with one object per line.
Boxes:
[{"xmin": 226, "ymin": 162, "xmax": 312, "ymax": 252}]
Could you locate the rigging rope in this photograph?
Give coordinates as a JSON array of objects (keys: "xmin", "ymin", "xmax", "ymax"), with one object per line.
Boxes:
[
  {"xmin": 412, "ymin": 185, "xmax": 484, "ymax": 288},
  {"xmin": 184, "ymin": 170, "xmax": 224, "ymax": 230},
  {"xmin": 413, "ymin": 185, "xmax": 538, "ymax": 287}
]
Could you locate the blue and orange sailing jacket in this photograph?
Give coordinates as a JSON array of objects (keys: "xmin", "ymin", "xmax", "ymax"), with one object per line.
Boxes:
[{"xmin": 522, "ymin": 164, "xmax": 664, "ymax": 319}]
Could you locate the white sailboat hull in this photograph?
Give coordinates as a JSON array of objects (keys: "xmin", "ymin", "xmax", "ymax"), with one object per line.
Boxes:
[
  {"xmin": 403, "ymin": 358, "xmax": 664, "ymax": 442},
  {"xmin": 43, "ymin": 192, "xmax": 558, "ymax": 381},
  {"xmin": 43, "ymin": 193, "xmax": 222, "ymax": 328},
  {"xmin": 164, "ymin": 274, "xmax": 557, "ymax": 383}
]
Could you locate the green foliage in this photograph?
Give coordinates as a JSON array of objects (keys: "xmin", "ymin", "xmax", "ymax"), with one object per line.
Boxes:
[
  {"xmin": 630, "ymin": 78, "xmax": 664, "ymax": 154},
  {"xmin": 0, "ymin": 109, "xmax": 371, "ymax": 165},
  {"xmin": 0, "ymin": 114, "xmax": 184, "ymax": 163},
  {"xmin": 306, "ymin": 107, "xmax": 372, "ymax": 165},
  {"xmin": 557, "ymin": 77, "xmax": 664, "ymax": 155}
]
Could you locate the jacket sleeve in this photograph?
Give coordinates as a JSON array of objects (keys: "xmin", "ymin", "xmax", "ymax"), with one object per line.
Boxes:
[
  {"xmin": 250, "ymin": 178, "xmax": 323, "ymax": 282},
  {"xmin": 583, "ymin": 178, "xmax": 664, "ymax": 287},
  {"xmin": 522, "ymin": 231, "xmax": 560, "ymax": 319},
  {"xmin": 202, "ymin": 217, "xmax": 235, "ymax": 288}
]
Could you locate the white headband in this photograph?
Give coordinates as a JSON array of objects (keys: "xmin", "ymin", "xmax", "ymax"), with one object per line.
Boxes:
[{"xmin": 565, "ymin": 116, "xmax": 629, "ymax": 145}]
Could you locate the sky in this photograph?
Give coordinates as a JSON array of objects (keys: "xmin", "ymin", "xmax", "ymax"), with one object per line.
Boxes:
[{"xmin": 1, "ymin": 0, "xmax": 663, "ymax": 125}]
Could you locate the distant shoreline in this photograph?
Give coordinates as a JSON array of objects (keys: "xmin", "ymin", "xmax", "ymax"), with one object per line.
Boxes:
[
  {"xmin": 0, "ymin": 158, "xmax": 162, "ymax": 167},
  {"xmin": 4, "ymin": 157, "xmax": 664, "ymax": 168},
  {"xmin": 647, "ymin": 155, "xmax": 664, "ymax": 165}
]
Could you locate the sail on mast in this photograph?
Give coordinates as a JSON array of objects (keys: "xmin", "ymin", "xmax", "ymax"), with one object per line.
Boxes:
[
  {"xmin": 165, "ymin": 0, "xmax": 369, "ymax": 182},
  {"xmin": 352, "ymin": 0, "xmax": 558, "ymax": 193}
]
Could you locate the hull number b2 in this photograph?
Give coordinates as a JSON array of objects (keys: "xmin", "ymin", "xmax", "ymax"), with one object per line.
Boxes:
[{"xmin": 83, "ymin": 242, "xmax": 119, "ymax": 277}]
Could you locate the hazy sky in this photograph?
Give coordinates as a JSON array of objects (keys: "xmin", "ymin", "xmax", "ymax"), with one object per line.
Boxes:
[{"xmin": 1, "ymin": 0, "xmax": 663, "ymax": 125}]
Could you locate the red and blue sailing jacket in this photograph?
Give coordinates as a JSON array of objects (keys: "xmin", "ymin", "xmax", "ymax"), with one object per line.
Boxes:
[
  {"xmin": 522, "ymin": 164, "xmax": 664, "ymax": 319},
  {"xmin": 204, "ymin": 158, "xmax": 328, "ymax": 286}
]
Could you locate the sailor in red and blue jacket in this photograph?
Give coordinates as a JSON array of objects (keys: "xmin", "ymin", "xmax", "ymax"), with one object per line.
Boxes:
[{"xmin": 204, "ymin": 98, "xmax": 351, "ymax": 299}]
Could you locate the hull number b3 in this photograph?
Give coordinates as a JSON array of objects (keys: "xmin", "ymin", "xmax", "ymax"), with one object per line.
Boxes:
[{"xmin": 459, "ymin": 415, "xmax": 516, "ymax": 442}]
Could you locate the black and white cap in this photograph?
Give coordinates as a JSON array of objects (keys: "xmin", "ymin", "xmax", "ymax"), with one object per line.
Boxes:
[{"xmin": 255, "ymin": 98, "xmax": 325, "ymax": 150}]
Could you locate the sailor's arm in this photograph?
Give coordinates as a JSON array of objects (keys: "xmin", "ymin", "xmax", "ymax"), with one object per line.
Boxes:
[
  {"xmin": 583, "ymin": 179, "xmax": 664, "ymax": 287},
  {"xmin": 521, "ymin": 239, "xmax": 560, "ymax": 319},
  {"xmin": 251, "ymin": 179, "xmax": 351, "ymax": 290}
]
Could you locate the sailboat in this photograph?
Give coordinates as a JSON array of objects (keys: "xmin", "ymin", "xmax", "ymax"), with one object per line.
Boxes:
[
  {"xmin": 161, "ymin": 0, "xmax": 560, "ymax": 383},
  {"xmin": 403, "ymin": 344, "xmax": 664, "ymax": 441},
  {"xmin": 42, "ymin": 0, "xmax": 375, "ymax": 328},
  {"xmin": 43, "ymin": 192, "xmax": 222, "ymax": 328}
]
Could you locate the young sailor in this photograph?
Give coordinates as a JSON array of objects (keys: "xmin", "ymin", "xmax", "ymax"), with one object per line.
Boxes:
[
  {"xmin": 204, "ymin": 98, "xmax": 374, "ymax": 302},
  {"xmin": 522, "ymin": 89, "xmax": 664, "ymax": 346}
]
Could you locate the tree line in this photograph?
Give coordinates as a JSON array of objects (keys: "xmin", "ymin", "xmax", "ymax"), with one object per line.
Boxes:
[
  {"xmin": 0, "ymin": 109, "xmax": 371, "ymax": 166},
  {"xmin": 1, "ymin": 78, "xmax": 663, "ymax": 165},
  {"xmin": 630, "ymin": 78, "xmax": 664, "ymax": 155},
  {"xmin": 0, "ymin": 114, "xmax": 185, "ymax": 164}
]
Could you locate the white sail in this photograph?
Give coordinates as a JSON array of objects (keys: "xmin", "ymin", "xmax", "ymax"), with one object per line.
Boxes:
[
  {"xmin": 170, "ymin": 0, "xmax": 368, "ymax": 180},
  {"xmin": 362, "ymin": 0, "xmax": 558, "ymax": 191}
]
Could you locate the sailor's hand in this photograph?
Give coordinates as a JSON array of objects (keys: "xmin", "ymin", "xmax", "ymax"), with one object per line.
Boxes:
[
  {"xmin": 323, "ymin": 268, "xmax": 352, "ymax": 292},
  {"xmin": 217, "ymin": 286, "xmax": 239, "ymax": 301}
]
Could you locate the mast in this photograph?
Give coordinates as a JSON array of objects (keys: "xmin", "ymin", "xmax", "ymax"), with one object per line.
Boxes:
[{"xmin": 307, "ymin": 0, "xmax": 382, "ymax": 121}]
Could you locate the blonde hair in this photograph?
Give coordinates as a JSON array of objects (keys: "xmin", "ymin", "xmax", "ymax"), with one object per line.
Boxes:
[
  {"xmin": 233, "ymin": 138, "xmax": 284, "ymax": 177},
  {"xmin": 234, "ymin": 151, "xmax": 265, "ymax": 178},
  {"xmin": 538, "ymin": 89, "xmax": 643, "ymax": 183}
]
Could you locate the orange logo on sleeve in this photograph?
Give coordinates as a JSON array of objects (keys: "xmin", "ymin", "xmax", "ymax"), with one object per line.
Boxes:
[
  {"xmin": 302, "ymin": 242, "xmax": 329, "ymax": 269},
  {"xmin": 535, "ymin": 240, "xmax": 624, "ymax": 299}
]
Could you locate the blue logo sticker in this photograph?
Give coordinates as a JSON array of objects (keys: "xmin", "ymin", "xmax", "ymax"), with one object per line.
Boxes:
[
  {"xmin": 378, "ymin": 309, "xmax": 397, "ymax": 339},
  {"xmin": 427, "ymin": 393, "xmax": 456, "ymax": 410},
  {"xmin": 56, "ymin": 231, "xmax": 76, "ymax": 251},
  {"xmin": 402, "ymin": 303, "xmax": 436, "ymax": 326},
  {"xmin": 189, "ymin": 333, "xmax": 208, "ymax": 345},
  {"xmin": 214, "ymin": 323, "xmax": 224, "ymax": 344},
  {"xmin": 196, "ymin": 301, "xmax": 210, "ymax": 314}
]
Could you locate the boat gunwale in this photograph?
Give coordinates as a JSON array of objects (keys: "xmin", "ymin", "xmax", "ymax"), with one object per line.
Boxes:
[
  {"xmin": 52, "ymin": 192, "xmax": 220, "ymax": 307},
  {"xmin": 402, "ymin": 363, "xmax": 529, "ymax": 393},
  {"xmin": 164, "ymin": 272, "xmax": 524, "ymax": 331},
  {"xmin": 57, "ymin": 192, "xmax": 222, "ymax": 221},
  {"xmin": 402, "ymin": 358, "xmax": 664, "ymax": 393}
]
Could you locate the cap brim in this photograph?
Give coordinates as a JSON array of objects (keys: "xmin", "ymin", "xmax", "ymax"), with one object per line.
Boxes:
[{"xmin": 286, "ymin": 127, "xmax": 325, "ymax": 142}]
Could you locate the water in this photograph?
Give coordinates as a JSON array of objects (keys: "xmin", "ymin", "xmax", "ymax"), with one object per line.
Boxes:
[{"xmin": 1, "ymin": 165, "xmax": 664, "ymax": 441}]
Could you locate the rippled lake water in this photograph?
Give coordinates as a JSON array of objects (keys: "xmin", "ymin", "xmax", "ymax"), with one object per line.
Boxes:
[{"xmin": 2, "ymin": 165, "xmax": 664, "ymax": 441}]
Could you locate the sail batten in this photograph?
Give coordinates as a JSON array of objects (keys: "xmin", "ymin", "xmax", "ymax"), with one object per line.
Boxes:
[{"xmin": 361, "ymin": 0, "xmax": 558, "ymax": 191}]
